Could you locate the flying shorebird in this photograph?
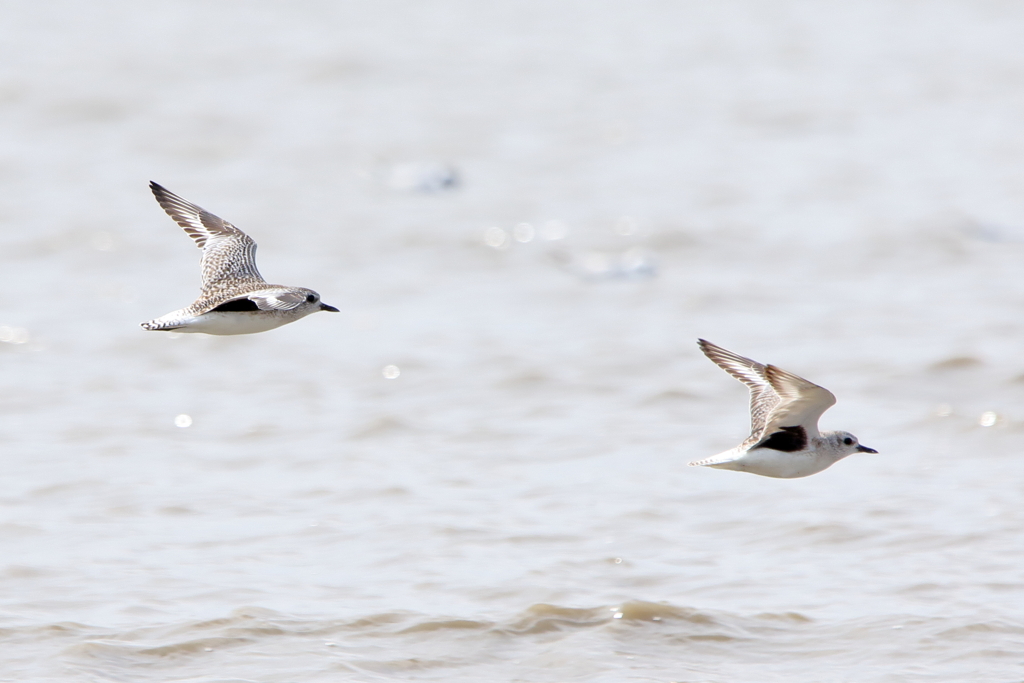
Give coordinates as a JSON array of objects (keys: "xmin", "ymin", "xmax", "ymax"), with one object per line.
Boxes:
[
  {"xmin": 141, "ymin": 182, "xmax": 338, "ymax": 335},
  {"xmin": 690, "ymin": 339, "xmax": 876, "ymax": 478}
]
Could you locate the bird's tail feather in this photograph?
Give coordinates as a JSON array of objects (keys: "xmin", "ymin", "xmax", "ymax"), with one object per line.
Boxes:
[{"xmin": 688, "ymin": 449, "xmax": 742, "ymax": 469}]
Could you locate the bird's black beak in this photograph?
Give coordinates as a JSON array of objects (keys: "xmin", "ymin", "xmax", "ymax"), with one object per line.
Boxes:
[
  {"xmin": 320, "ymin": 303, "xmax": 340, "ymax": 312},
  {"xmin": 856, "ymin": 445, "xmax": 878, "ymax": 453}
]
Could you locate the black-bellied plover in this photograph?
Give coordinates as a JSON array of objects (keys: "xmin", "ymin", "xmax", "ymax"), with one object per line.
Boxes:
[
  {"xmin": 141, "ymin": 182, "xmax": 338, "ymax": 335},
  {"xmin": 690, "ymin": 339, "xmax": 876, "ymax": 478}
]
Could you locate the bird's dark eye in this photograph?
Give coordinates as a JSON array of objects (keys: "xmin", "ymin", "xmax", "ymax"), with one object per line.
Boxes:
[
  {"xmin": 306, "ymin": 294, "xmax": 316, "ymax": 303},
  {"xmin": 843, "ymin": 437, "xmax": 854, "ymax": 445}
]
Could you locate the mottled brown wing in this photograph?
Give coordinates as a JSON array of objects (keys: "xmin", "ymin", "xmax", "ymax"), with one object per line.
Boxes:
[{"xmin": 150, "ymin": 182, "xmax": 265, "ymax": 292}]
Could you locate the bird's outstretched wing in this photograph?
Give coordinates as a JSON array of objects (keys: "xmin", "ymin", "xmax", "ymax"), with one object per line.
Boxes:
[
  {"xmin": 698, "ymin": 339, "xmax": 835, "ymax": 443},
  {"xmin": 150, "ymin": 182, "xmax": 265, "ymax": 293},
  {"xmin": 699, "ymin": 339, "xmax": 779, "ymax": 442},
  {"xmin": 760, "ymin": 363, "xmax": 835, "ymax": 439}
]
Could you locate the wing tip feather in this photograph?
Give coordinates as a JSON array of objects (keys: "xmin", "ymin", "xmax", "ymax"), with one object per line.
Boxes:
[{"xmin": 697, "ymin": 339, "xmax": 765, "ymax": 378}]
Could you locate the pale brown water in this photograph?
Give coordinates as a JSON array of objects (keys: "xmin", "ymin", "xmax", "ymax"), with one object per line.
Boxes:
[{"xmin": 2, "ymin": 2, "xmax": 1024, "ymax": 681}]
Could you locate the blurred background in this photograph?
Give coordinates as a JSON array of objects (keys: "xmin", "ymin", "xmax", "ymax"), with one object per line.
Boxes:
[{"xmin": 1, "ymin": 2, "xmax": 1024, "ymax": 681}]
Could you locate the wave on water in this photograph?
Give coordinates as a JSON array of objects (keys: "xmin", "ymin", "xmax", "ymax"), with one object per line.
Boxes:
[{"xmin": 12, "ymin": 601, "xmax": 1016, "ymax": 682}]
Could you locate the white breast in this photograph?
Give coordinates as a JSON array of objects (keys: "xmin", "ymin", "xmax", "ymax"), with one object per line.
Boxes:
[{"xmin": 174, "ymin": 311, "xmax": 298, "ymax": 335}]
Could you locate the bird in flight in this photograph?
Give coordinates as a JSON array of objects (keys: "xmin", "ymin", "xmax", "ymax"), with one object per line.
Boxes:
[
  {"xmin": 690, "ymin": 339, "xmax": 876, "ymax": 478},
  {"xmin": 141, "ymin": 182, "xmax": 338, "ymax": 335}
]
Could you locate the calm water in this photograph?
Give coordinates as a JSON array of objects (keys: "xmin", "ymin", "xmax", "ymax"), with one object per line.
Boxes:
[{"xmin": 2, "ymin": 2, "xmax": 1024, "ymax": 681}]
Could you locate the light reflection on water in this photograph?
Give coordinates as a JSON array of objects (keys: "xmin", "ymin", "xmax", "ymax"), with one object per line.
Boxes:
[{"xmin": 0, "ymin": 327, "xmax": 29, "ymax": 344}]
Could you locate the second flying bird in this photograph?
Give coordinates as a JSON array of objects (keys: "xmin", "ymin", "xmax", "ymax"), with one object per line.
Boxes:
[{"xmin": 690, "ymin": 339, "xmax": 876, "ymax": 478}]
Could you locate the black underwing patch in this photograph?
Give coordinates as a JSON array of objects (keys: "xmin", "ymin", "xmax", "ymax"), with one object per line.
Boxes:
[
  {"xmin": 753, "ymin": 425, "xmax": 807, "ymax": 452},
  {"xmin": 211, "ymin": 298, "xmax": 260, "ymax": 312}
]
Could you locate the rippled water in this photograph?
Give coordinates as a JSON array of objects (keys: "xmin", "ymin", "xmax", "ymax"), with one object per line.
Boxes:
[{"xmin": 2, "ymin": 2, "xmax": 1024, "ymax": 681}]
